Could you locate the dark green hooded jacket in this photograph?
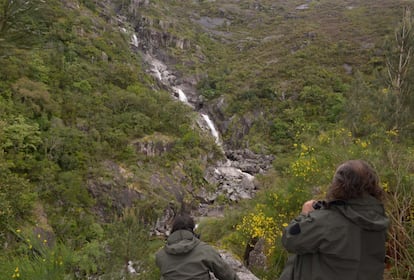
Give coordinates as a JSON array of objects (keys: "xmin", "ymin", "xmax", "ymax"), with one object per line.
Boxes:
[
  {"xmin": 280, "ymin": 195, "xmax": 389, "ymax": 280},
  {"xmin": 155, "ymin": 229, "xmax": 240, "ymax": 280}
]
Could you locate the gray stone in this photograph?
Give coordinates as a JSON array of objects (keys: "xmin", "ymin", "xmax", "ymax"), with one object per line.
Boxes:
[
  {"xmin": 209, "ymin": 250, "xmax": 260, "ymax": 280},
  {"xmin": 248, "ymin": 238, "xmax": 267, "ymax": 270}
]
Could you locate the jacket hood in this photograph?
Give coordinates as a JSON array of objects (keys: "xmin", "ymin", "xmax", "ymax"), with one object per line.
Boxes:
[
  {"xmin": 164, "ymin": 229, "xmax": 200, "ymax": 255},
  {"xmin": 331, "ymin": 195, "xmax": 389, "ymax": 231}
]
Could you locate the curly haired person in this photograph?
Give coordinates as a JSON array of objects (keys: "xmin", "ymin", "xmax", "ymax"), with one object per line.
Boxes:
[{"xmin": 280, "ymin": 160, "xmax": 389, "ymax": 280}]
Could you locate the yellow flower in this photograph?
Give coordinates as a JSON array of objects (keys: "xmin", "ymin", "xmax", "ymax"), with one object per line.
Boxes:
[
  {"xmin": 386, "ymin": 129, "xmax": 399, "ymax": 137},
  {"xmin": 360, "ymin": 141, "xmax": 368, "ymax": 148},
  {"xmin": 282, "ymin": 223, "xmax": 289, "ymax": 227},
  {"xmin": 382, "ymin": 182, "xmax": 389, "ymax": 192},
  {"xmin": 12, "ymin": 267, "xmax": 20, "ymax": 278}
]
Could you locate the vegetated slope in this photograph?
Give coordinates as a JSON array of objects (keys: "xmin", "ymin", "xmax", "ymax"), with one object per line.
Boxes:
[
  {"xmin": 191, "ymin": 0, "xmax": 406, "ymax": 151},
  {"xmin": 130, "ymin": 1, "xmax": 414, "ymax": 279},
  {"xmin": 0, "ymin": 0, "xmax": 222, "ymax": 278},
  {"xmin": 130, "ymin": 0, "xmax": 408, "ymax": 151},
  {"xmin": 0, "ymin": 0, "xmax": 413, "ymax": 279}
]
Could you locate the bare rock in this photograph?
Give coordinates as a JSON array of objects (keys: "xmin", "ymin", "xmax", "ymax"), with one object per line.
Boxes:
[
  {"xmin": 247, "ymin": 238, "xmax": 267, "ymax": 270},
  {"xmin": 209, "ymin": 250, "xmax": 260, "ymax": 280}
]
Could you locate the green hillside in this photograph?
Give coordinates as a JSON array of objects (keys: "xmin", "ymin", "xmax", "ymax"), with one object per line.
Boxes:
[{"xmin": 0, "ymin": 0, "xmax": 413, "ymax": 279}]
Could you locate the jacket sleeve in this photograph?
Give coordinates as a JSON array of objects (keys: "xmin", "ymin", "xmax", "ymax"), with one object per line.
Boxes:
[
  {"xmin": 203, "ymin": 245, "xmax": 240, "ymax": 280},
  {"xmin": 282, "ymin": 210, "xmax": 343, "ymax": 255}
]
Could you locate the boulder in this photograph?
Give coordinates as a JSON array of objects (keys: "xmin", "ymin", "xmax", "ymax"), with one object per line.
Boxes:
[{"xmin": 209, "ymin": 250, "xmax": 260, "ymax": 280}]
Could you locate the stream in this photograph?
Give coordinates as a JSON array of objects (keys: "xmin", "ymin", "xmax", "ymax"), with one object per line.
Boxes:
[
  {"xmin": 121, "ymin": 23, "xmax": 268, "ymax": 279},
  {"xmin": 141, "ymin": 52, "xmax": 262, "ymax": 280},
  {"xmin": 142, "ymin": 53, "xmax": 266, "ymax": 207}
]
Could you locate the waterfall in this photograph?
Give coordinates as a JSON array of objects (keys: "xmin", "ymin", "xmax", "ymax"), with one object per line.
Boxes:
[
  {"xmin": 173, "ymin": 87, "xmax": 189, "ymax": 103},
  {"xmin": 142, "ymin": 51, "xmax": 271, "ymax": 205},
  {"xmin": 201, "ymin": 114, "xmax": 220, "ymax": 144},
  {"xmin": 131, "ymin": 34, "xmax": 139, "ymax": 48},
  {"xmin": 144, "ymin": 53, "xmax": 221, "ymax": 145},
  {"xmin": 145, "ymin": 54, "xmax": 191, "ymax": 106}
]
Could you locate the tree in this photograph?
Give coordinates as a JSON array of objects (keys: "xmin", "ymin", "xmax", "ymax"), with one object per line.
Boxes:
[
  {"xmin": 0, "ymin": 0, "xmax": 41, "ymax": 52},
  {"xmin": 385, "ymin": 7, "xmax": 414, "ymax": 132},
  {"xmin": 1, "ymin": 115, "xmax": 41, "ymax": 153}
]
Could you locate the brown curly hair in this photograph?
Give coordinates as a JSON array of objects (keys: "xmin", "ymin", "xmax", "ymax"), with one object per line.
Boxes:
[{"xmin": 326, "ymin": 160, "xmax": 385, "ymax": 202}]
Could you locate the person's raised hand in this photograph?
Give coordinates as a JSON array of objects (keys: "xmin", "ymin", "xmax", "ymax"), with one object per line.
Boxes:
[{"xmin": 301, "ymin": 200, "xmax": 317, "ymax": 215}]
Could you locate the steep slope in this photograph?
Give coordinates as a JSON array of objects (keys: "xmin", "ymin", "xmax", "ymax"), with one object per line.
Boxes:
[
  {"xmin": 118, "ymin": 0, "xmax": 406, "ymax": 150},
  {"xmin": 1, "ymin": 0, "xmax": 413, "ymax": 279},
  {"xmin": 0, "ymin": 0, "xmax": 230, "ymax": 278}
]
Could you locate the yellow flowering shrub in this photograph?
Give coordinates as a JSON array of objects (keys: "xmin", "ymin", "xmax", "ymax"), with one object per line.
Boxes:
[
  {"xmin": 289, "ymin": 143, "xmax": 323, "ymax": 185},
  {"xmin": 236, "ymin": 204, "xmax": 279, "ymax": 256},
  {"xmin": 235, "ymin": 184, "xmax": 312, "ymax": 261},
  {"xmin": 290, "ymin": 127, "xmax": 382, "ymax": 187}
]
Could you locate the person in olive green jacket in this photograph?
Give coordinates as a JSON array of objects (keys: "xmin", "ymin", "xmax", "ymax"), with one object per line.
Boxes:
[
  {"xmin": 280, "ymin": 159, "xmax": 389, "ymax": 280},
  {"xmin": 156, "ymin": 214, "xmax": 240, "ymax": 280}
]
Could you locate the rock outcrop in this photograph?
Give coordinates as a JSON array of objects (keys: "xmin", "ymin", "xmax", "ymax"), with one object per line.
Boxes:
[
  {"xmin": 226, "ymin": 149, "xmax": 275, "ymax": 175},
  {"xmin": 215, "ymin": 250, "xmax": 260, "ymax": 280}
]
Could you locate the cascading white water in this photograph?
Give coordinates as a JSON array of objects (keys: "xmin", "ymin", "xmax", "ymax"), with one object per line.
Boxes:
[
  {"xmin": 131, "ymin": 34, "xmax": 139, "ymax": 48},
  {"xmin": 142, "ymin": 50, "xmax": 259, "ymax": 204},
  {"xmin": 144, "ymin": 53, "xmax": 224, "ymax": 146},
  {"xmin": 154, "ymin": 68, "xmax": 163, "ymax": 82},
  {"xmin": 148, "ymin": 56, "xmax": 165, "ymax": 81},
  {"xmin": 145, "ymin": 54, "xmax": 191, "ymax": 105},
  {"xmin": 173, "ymin": 87, "xmax": 189, "ymax": 103},
  {"xmin": 124, "ymin": 31, "xmax": 263, "ymax": 280},
  {"xmin": 201, "ymin": 113, "xmax": 220, "ymax": 144}
]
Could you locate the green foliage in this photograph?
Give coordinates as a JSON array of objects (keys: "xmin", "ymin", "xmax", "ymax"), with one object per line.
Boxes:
[
  {"xmin": 72, "ymin": 80, "xmax": 92, "ymax": 94},
  {"xmin": 298, "ymin": 85, "xmax": 345, "ymax": 122},
  {"xmin": 197, "ymin": 210, "xmax": 246, "ymax": 247},
  {"xmin": 382, "ymin": 7, "xmax": 414, "ymax": 136},
  {"xmin": 183, "ymin": 160, "xmax": 205, "ymax": 186},
  {"xmin": 0, "ymin": 0, "xmax": 413, "ymax": 279},
  {"xmin": 198, "ymin": 76, "xmax": 222, "ymax": 100},
  {"xmin": 102, "ymin": 208, "xmax": 160, "ymax": 279},
  {"xmin": 11, "ymin": 77, "xmax": 57, "ymax": 116},
  {"xmin": 0, "ymin": 241, "xmax": 74, "ymax": 280},
  {"xmin": 1, "ymin": 115, "xmax": 41, "ymax": 153},
  {"xmin": 0, "ymin": 160, "xmax": 36, "ymax": 242},
  {"xmin": 269, "ymin": 117, "xmax": 295, "ymax": 145},
  {"xmin": 79, "ymin": 0, "xmax": 96, "ymax": 11},
  {"xmin": 380, "ymin": 146, "xmax": 414, "ymax": 279}
]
